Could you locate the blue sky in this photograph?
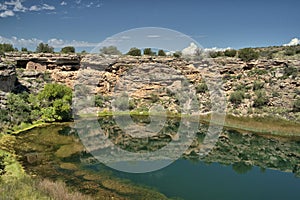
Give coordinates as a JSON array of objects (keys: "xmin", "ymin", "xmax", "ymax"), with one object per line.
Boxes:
[{"xmin": 0, "ymin": 0, "xmax": 300, "ymax": 52}]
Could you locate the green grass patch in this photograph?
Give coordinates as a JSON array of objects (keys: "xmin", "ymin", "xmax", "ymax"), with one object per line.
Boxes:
[{"xmin": 223, "ymin": 115, "xmax": 300, "ymax": 137}]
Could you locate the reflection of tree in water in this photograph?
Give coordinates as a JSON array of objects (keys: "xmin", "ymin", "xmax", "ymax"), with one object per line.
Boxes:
[
  {"xmin": 97, "ymin": 116, "xmax": 181, "ymax": 152},
  {"xmin": 232, "ymin": 162, "xmax": 253, "ymax": 174},
  {"xmin": 195, "ymin": 129, "xmax": 300, "ymax": 177},
  {"xmin": 94, "ymin": 116, "xmax": 300, "ymax": 177}
]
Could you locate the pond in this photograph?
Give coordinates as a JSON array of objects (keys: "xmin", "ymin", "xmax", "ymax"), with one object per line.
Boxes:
[{"xmin": 14, "ymin": 116, "xmax": 300, "ymax": 200}]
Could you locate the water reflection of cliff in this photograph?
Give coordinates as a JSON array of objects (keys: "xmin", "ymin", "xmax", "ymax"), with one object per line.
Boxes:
[
  {"xmin": 15, "ymin": 115, "xmax": 300, "ymax": 177},
  {"xmin": 78, "ymin": 116, "xmax": 300, "ymax": 177}
]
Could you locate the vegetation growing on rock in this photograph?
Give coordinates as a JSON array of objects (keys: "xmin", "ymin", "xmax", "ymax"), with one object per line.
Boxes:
[
  {"xmin": 158, "ymin": 49, "xmax": 166, "ymax": 56},
  {"xmin": 143, "ymin": 48, "xmax": 156, "ymax": 56},
  {"xmin": 224, "ymin": 49, "xmax": 237, "ymax": 57},
  {"xmin": 1, "ymin": 83, "xmax": 72, "ymax": 132},
  {"xmin": 35, "ymin": 43, "xmax": 54, "ymax": 53},
  {"xmin": 0, "ymin": 43, "xmax": 15, "ymax": 55},
  {"xmin": 126, "ymin": 47, "xmax": 142, "ymax": 56},
  {"xmin": 61, "ymin": 46, "xmax": 75, "ymax": 54},
  {"xmin": 238, "ymin": 48, "xmax": 259, "ymax": 61},
  {"xmin": 100, "ymin": 46, "xmax": 122, "ymax": 55}
]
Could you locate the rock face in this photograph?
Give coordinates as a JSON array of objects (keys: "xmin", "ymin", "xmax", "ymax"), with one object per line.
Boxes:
[
  {"xmin": 4, "ymin": 53, "xmax": 81, "ymax": 71},
  {"xmin": 74, "ymin": 55, "xmax": 300, "ymax": 121},
  {"xmin": 26, "ymin": 61, "xmax": 47, "ymax": 71},
  {"xmin": 1, "ymin": 53, "xmax": 299, "ymax": 122},
  {"xmin": 0, "ymin": 62, "xmax": 16, "ymax": 93},
  {"xmin": 0, "ymin": 62, "xmax": 16, "ymax": 108}
]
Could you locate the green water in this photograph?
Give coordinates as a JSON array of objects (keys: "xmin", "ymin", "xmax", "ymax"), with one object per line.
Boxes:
[{"xmin": 14, "ymin": 116, "xmax": 300, "ymax": 200}]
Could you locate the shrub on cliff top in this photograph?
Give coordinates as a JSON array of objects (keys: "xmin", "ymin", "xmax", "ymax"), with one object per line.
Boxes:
[
  {"xmin": 158, "ymin": 49, "xmax": 166, "ymax": 56},
  {"xmin": 224, "ymin": 49, "xmax": 237, "ymax": 57},
  {"xmin": 209, "ymin": 51, "xmax": 223, "ymax": 58},
  {"xmin": 143, "ymin": 48, "xmax": 156, "ymax": 56},
  {"xmin": 0, "ymin": 43, "xmax": 15, "ymax": 55},
  {"xmin": 36, "ymin": 43, "xmax": 54, "ymax": 53},
  {"xmin": 61, "ymin": 46, "xmax": 75, "ymax": 54},
  {"xmin": 238, "ymin": 48, "xmax": 259, "ymax": 62},
  {"xmin": 126, "ymin": 47, "xmax": 141, "ymax": 56},
  {"xmin": 173, "ymin": 51, "xmax": 182, "ymax": 58},
  {"xmin": 100, "ymin": 46, "xmax": 122, "ymax": 55}
]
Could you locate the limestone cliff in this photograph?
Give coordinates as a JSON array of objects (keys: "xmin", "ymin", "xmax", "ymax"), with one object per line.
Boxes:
[{"xmin": 0, "ymin": 53, "xmax": 299, "ymax": 122}]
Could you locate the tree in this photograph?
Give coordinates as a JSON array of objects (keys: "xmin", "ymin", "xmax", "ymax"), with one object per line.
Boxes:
[
  {"xmin": 7, "ymin": 92, "xmax": 31, "ymax": 125},
  {"xmin": 38, "ymin": 83, "xmax": 72, "ymax": 121},
  {"xmin": 173, "ymin": 51, "xmax": 182, "ymax": 58},
  {"xmin": 158, "ymin": 49, "xmax": 166, "ymax": 56},
  {"xmin": 238, "ymin": 48, "xmax": 259, "ymax": 62},
  {"xmin": 100, "ymin": 46, "xmax": 122, "ymax": 55},
  {"xmin": 209, "ymin": 51, "xmax": 223, "ymax": 58},
  {"xmin": 36, "ymin": 43, "xmax": 54, "ymax": 53},
  {"xmin": 0, "ymin": 43, "xmax": 15, "ymax": 55},
  {"xmin": 21, "ymin": 47, "xmax": 28, "ymax": 52},
  {"xmin": 232, "ymin": 162, "xmax": 253, "ymax": 174},
  {"xmin": 143, "ymin": 48, "xmax": 155, "ymax": 56},
  {"xmin": 224, "ymin": 49, "xmax": 237, "ymax": 57},
  {"xmin": 61, "ymin": 46, "xmax": 75, "ymax": 53},
  {"xmin": 126, "ymin": 47, "xmax": 141, "ymax": 56}
]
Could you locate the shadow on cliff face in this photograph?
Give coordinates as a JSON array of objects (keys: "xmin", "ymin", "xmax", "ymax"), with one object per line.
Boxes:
[{"xmin": 12, "ymin": 77, "xmax": 30, "ymax": 94}]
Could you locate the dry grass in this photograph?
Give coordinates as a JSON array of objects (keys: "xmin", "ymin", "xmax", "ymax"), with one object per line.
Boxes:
[{"xmin": 37, "ymin": 179, "xmax": 93, "ymax": 200}]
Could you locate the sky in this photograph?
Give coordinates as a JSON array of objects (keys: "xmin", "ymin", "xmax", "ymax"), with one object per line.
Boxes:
[{"xmin": 0, "ymin": 0, "xmax": 300, "ymax": 52}]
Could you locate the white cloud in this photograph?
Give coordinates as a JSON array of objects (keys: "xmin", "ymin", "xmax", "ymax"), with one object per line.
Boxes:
[
  {"xmin": 28, "ymin": 5, "xmax": 38, "ymax": 11},
  {"xmin": 147, "ymin": 35, "xmax": 161, "ymax": 38},
  {"xmin": 181, "ymin": 42, "xmax": 200, "ymax": 56},
  {"xmin": 42, "ymin": 4, "xmax": 55, "ymax": 10},
  {"xmin": 86, "ymin": 2, "xmax": 94, "ymax": 8},
  {"xmin": 0, "ymin": 35, "xmax": 43, "ymax": 47},
  {"xmin": 4, "ymin": 0, "xmax": 26, "ymax": 12},
  {"xmin": 47, "ymin": 38, "xmax": 98, "ymax": 48},
  {"xmin": 74, "ymin": 0, "xmax": 102, "ymax": 9},
  {"xmin": 0, "ymin": 0, "xmax": 55, "ymax": 17},
  {"xmin": 283, "ymin": 38, "xmax": 300, "ymax": 46},
  {"xmin": 29, "ymin": 4, "xmax": 55, "ymax": 11},
  {"xmin": 120, "ymin": 36, "xmax": 130, "ymax": 39},
  {"xmin": 0, "ymin": 10, "xmax": 14, "ymax": 17},
  {"xmin": 66, "ymin": 40, "xmax": 98, "ymax": 48},
  {"xmin": 0, "ymin": 35, "xmax": 98, "ymax": 49},
  {"xmin": 47, "ymin": 38, "xmax": 65, "ymax": 47},
  {"xmin": 204, "ymin": 47, "xmax": 232, "ymax": 52},
  {"xmin": 61, "ymin": 1, "xmax": 67, "ymax": 6},
  {"xmin": 0, "ymin": 3, "xmax": 8, "ymax": 10}
]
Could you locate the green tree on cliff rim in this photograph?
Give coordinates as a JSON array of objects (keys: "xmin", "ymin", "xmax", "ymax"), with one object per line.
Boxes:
[{"xmin": 36, "ymin": 43, "xmax": 54, "ymax": 53}]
